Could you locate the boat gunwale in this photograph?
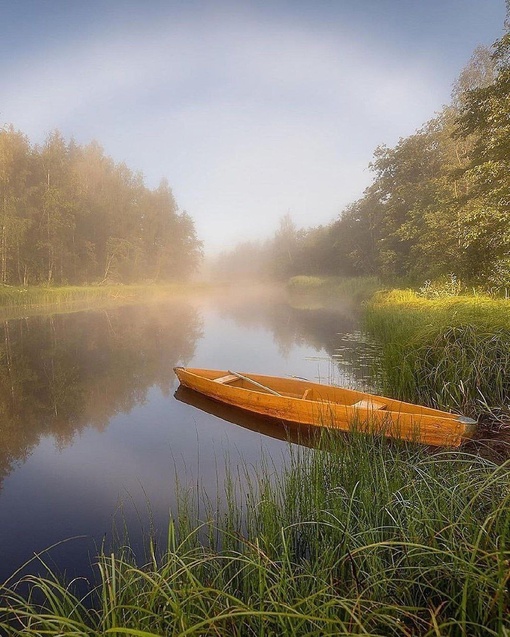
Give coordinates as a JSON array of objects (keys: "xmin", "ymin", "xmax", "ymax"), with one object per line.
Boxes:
[
  {"xmin": 174, "ymin": 367, "xmax": 479, "ymax": 446},
  {"xmin": 174, "ymin": 367, "xmax": 474, "ymax": 425}
]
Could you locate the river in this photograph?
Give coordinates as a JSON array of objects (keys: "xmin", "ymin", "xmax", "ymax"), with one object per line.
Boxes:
[{"xmin": 0, "ymin": 286, "xmax": 378, "ymax": 584}]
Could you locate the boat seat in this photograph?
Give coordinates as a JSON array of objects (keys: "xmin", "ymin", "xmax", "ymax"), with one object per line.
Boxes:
[
  {"xmin": 214, "ymin": 374, "xmax": 239, "ymax": 385},
  {"xmin": 352, "ymin": 399, "xmax": 387, "ymax": 410}
]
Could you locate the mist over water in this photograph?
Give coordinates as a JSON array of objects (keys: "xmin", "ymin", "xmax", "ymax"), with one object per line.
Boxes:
[{"xmin": 0, "ymin": 287, "xmax": 377, "ymax": 582}]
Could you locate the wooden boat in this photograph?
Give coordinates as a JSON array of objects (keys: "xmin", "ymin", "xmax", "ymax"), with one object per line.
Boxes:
[{"xmin": 174, "ymin": 367, "xmax": 477, "ymax": 447}]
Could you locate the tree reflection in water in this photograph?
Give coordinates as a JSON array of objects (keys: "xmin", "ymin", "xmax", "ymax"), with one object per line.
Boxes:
[
  {"xmin": 0, "ymin": 288, "xmax": 384, "ymax": 584},
  {"xmin": 0, "ymin": 301, "xmax": 202, "ymax": 490}
]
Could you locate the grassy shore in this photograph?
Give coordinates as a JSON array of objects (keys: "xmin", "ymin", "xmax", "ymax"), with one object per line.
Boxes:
[
  {"xmin": 364, "ymin": 289, "xmax": 510, "ymax": 425},
  {"xmin": 1, "ymin": 432, "xmax": 509, "ymax": 635},
  {"xmin": 1, "ymin": 278, "xmax": 509, "ymax": 634},
  {"xmin": 0, "ymin": 283, "xmax": 206, "ymax": 319},
  {"xmin": 287, "ymin": 277, "xmax": 510, "ymax": 425}
]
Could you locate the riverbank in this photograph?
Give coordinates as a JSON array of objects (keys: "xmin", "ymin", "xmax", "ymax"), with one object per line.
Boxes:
[
  {"xmin": 364, "ymin": 289, "xmax": 510, "ymax": 426},
  {"xmin": 0, "ymin": 282, "xmax": 209, "ymax": 319},
  {"xmin": 1, "ymin": 432, "xmax": 508, "ymax": 635},
  {"xmin": 288, "ymin": 276, "xmax": 510, "ymax": 427},
  {"xmin": 0, "ymin": 278, "xmax": 509, "ymax": 635},
  {"xmin": 287, "ymin": 275, "xmax": 382, "ymax": 303}
]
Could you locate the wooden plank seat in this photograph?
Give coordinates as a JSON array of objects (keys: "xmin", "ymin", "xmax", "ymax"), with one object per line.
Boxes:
[
  {"xmin": 352, "ymin": 399, "xmax": 387, "ymax": 410},
  {"xmin": 214, "ymin": 374, "xmax": 239, "ymax": 385}
]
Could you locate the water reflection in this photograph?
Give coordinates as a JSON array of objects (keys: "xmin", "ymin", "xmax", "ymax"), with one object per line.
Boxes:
[
  {"xmin": 0, "ymin": 288, "xmax": 378, "ymax": 492},
  {"xmin": 0, "ymin": 302, "xmax": 202, "ymax": 491},
  {"xmin": 209, "ymin": 286, "xmax": 380, "ymax": 389},
  {"xmin": 174, "ymin": 385, "xmax": 317, "ymax": 447},
  {"xmin": 0, "ymin": 288, "xmax": 382, "ymax": 584}
]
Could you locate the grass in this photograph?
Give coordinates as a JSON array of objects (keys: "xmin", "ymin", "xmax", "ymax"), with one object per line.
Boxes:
[
  {"xmin": 1, "ymin": 431, "xmax": 509, "ymax": 635},
  {"xmin": 287, "ymin": 276, "xmax": 382, "ymax": 303},
  {"xmin": 0, "ymin": 283, "xmax": 205, "ymax": 318},
  {"xmin": 1, "ymin": 280, "xmax": 509, "ymax": 634},
  {"xmin": 364, "ymin": 289, "xmax": 510, "ymax": 424}
]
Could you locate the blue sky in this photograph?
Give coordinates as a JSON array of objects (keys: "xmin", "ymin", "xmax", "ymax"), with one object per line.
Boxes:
[{"xmin": 0, "ymin": 0, "xmax": 506, "ymax": 253}]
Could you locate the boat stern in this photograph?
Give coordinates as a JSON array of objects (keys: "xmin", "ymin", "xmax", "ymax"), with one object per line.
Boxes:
[{"xmin": 457, "ymin": 415, "xmax": 478, "ymax": 439}]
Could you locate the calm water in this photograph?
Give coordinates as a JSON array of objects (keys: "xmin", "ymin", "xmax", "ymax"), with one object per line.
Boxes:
[{"xmin": 0, "ymin": 287, "xmax": 377, "ymax": 583}]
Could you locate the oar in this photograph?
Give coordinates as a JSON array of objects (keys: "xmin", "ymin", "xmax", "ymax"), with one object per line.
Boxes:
[{"xmin": 228, "ymin": 370, "xmax": 282, "ymax": 396}]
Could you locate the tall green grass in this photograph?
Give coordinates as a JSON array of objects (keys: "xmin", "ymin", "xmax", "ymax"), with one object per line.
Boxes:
[
  {"xmin": 1, "ymin": 432, "xmax": 509, "ymax": 635},
  {"xmin": 365, "ymin": 290, "xmax": 510, "ymax": 423}
]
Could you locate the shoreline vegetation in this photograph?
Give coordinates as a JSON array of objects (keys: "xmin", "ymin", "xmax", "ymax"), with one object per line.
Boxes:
[
  {"xmin": 0, "ymin": 282, "xmax": 210, "ymax": 319},
  {"xmin": 288, "ymin": 275, "xmax": 510, "ymax": 429},
  {"xmin": 365, "ymin": 288, "xmax": 510, "ymax": 425},
  {"xmin": 286, "ymin": 275, "xmax": 382, "ymax": 303},
  {"xmin": 1, "ymin": 433, "xmax": 509, "ymax": 635},
  {"xmin": 0, "ymin": 276, "xmax": 509, "ymax": 635}
]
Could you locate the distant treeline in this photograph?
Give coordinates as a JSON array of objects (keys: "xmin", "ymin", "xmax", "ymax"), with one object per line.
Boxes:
[
  {"xmin": 0, "ymin": 129, "xmax": 202, "ymax": 285},
  {"xmin": 215, "ymin": 30, "xmax": 510, "ymax": 290}
]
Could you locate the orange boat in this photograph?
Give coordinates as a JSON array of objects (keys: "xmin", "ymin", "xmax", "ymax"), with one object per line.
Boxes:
[{"xmin": 174, "ymin": 367, "xmax": 477, "ymax": 447}]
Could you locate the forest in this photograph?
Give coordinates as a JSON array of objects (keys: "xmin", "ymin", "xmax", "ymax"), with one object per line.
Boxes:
[
  {"xmin": 3, "ymin": 31, "xmax": 509, "ymax": 291},
  {"xmin": 215, "ymin": 31, "xmax": 510, "ymax": 291},
  {"xmin": 0, "ymin": 129, "xmax": 202, "ymax": 285}
]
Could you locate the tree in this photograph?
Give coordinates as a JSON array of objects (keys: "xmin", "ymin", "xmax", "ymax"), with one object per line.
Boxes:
[
  {"xmin": 0, "ymin": 126, "xmax": 33, "ymax": 284},
  {"xmin": 270, "ymin": 213, "xmax": 300, "ymax": 280},
  {"xmin": 455, "ymin": 32, "xmax": 510, "ymax": 285},
  {"xmin": 0, "ymin": 128, "xmax": 202, "ymax": 285},
  {"xmin": 34, "ymin": 131, "xmax": 77, "ymax": 284}
]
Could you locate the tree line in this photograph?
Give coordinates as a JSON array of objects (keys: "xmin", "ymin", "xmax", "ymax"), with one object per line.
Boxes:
[
  {"xmin": 0, "ymin": 129, "xmax": 202, "ymax": 285},
  {"xmin": 215, "ymin": 27, "xmax": 510, "ymax": 290}
]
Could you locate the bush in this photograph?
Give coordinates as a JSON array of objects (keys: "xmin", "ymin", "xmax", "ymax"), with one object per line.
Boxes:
[{"xmin": 417, "ymin": 274, "xmax": 463, "ymax": 299}]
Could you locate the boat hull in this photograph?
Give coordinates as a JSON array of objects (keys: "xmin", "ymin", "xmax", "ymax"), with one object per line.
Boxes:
[{"xmin": 174, "ymin": 367, "xmax": 477, "ymax": 447}]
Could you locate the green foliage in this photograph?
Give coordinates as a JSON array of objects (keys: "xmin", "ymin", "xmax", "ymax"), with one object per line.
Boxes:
[
  {"xmin": 411, "ymin": 324, "xmax": 510, "ymax": 417},
  {"xmin": 0, "ymin": 127, "xmax": 202, "ymax": 285},
  {"xmin": 0, "ymin": 434, "xmax": 509, "ymax": 635},
  {"xmin": 230, "ymin": 35, "xmax": 508, "ymax": 291},
  {"xmin": 453, "ymin": 32, "xmax": 510, "ymax": 288},
  {"xmin": 417, "ymin": 273, "xmax": 463, "ymax": 299},
  {"xmin": 0, "ymin": 282, "xmax": 195, "ymax": 314},
  {"xmin": 287, "ymin": 275, "xmax": 326, "ymax": 291}
]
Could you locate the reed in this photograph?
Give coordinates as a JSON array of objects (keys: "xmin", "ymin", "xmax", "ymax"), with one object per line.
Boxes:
[
  {"xmin": 1, "ymin": 432, "xmax": 509, "ymax": 635},
  {"xmin": 365, "ymin": 290, "xmax": 510, "ymax": 422}
]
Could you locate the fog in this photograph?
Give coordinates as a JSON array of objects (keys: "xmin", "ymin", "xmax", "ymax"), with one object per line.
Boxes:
[{"xmin": 0, "ymin": 1, "xmax": 504, "ymax": 254}]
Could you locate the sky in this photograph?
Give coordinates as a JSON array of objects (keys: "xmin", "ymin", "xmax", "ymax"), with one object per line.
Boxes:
[{"xmin": 0, "ymin": 0, "xmax": 506, "ymax": 254}]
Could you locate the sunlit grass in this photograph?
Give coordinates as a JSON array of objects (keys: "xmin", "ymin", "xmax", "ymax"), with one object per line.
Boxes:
[
  {"xmin": 0, "ymin": 283, "xmax": 204, "ymax": 318},
  {"xmin": 365, "ymin": 289, "xmax": 510, "ymax": 423},
  {"xmin": 1, "ymin": 432, "xmax": 509, "ymax": 635}
]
